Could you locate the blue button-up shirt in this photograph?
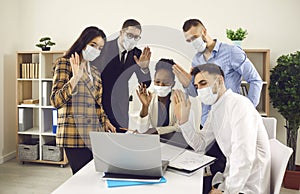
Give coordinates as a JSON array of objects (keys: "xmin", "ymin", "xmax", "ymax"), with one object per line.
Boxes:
[{"xmin": 186, "ymin": 40, "xmax": 263, "ymax": 125}]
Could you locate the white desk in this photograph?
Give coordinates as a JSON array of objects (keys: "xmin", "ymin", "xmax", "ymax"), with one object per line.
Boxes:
[{"xmin": 52, "ymin": 160, "xmax": 203, "ymax": 194}]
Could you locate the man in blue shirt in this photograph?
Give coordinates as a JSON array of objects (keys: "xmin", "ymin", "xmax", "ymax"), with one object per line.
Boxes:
[
  {"xmin": 173, "ymin": 19, "xmax": 263, "ymax": 125},
  {"xmin": 173, "ymin": 19, "xmax": 263, "ymax": 194}
]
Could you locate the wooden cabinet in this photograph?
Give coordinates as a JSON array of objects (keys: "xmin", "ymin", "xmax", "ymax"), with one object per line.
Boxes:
[
  {"xmin": 244, "ymin": 49, "xmax": 270, "ymax": 116},
  {"xmin": 16, "ymin": 51, "xmax": 68, "ymax": 167}
]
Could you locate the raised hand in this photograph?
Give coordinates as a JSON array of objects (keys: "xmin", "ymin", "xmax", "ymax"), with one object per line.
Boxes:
[
  {"xmin": 172, "ymin": 64, "xmax": 192, "ymax": 88},
  {"xmin": 173, "ymin": 89, "xmax": 191, "ymax": 125},
  {"xmin": 70, "ymin": 52, "xmax": 85, "ymax": 79},
  {"xmin": 134, "ymin": 46, "xmax": 151, "ymax": 69},
  {"xmin": 136, "ymin": 83, "xmax": 152, "ymax": 107}
]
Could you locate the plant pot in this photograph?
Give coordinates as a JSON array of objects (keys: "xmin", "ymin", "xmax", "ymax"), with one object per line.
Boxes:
[
  {"xmin": 283, "ymin": 166, "xmax": 300, "ymax": 190},
  {"xmin": 41, "ymin": 47, "xmax": 50, "ymax": 51},
  {"xmin": 231, "ymin": 40, "xmax": 242, "ymax": 47}
]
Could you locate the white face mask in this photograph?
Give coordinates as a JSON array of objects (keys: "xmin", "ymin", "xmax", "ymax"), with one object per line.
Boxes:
[
  {"xmin": 197, "ymin": 80, "xmax": 218, "ymax": 105},
  {"xmin": 191, "ymin": 37, "xmax": 206, "ymax": 53},
  {"xmin": 153, "ymin": 85, "xmax": 172, "ymax": 97},
  {"xmin": 82, "ymin": 45, "xmax": 101, "ymax": 62},
  {"xmin": 123, "ymin": 36, "xmax": 138, "ymax": 51}
]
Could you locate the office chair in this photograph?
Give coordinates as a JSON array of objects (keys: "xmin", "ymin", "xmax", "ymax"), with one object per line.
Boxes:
[
  {"xmin": 262, "ymin": 117, "xmax": 277, "ymax": 139},
  {"xmin": 269, "ymin": 139, "xmax": 293, "ymax": 194}
]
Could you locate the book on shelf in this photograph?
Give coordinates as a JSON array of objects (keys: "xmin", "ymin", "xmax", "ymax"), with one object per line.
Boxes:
[
  {"xmin": 26, "ymin": 63, "xmax": 30, "ymax": 78},
  {"xmin": 20, "ymin": 63, "xmax": 39, "ymax": 79},
  {"xmin": 18, "ymin": 108, "xmax": 33, "ymax": 132},
  {"xmin": 30, "ymin": 63, "xmax": 34, "ymax": 78},
  {"xmin": 34, "ymin": 63, "xmax": 39, "ymax": 78},
  {"xmin": 22, "ymin": 98, "xmax": 39, "ymax": 104},
  {"xmin": 21, "ymin": 63, "xmax": 26, "ymax": 78}
]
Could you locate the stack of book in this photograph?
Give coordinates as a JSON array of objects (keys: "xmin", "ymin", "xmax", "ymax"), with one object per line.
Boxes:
[
  {"xmin": 102, "ymin": 173, "xmax": 166, "ymax": 188},
  {"xmin": 20, "ymin": 63, "xmax": 39, "ymax": 79}
]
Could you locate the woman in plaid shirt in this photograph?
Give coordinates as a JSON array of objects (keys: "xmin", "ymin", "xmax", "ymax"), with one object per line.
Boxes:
[{"xmin": 51, "ymin": 26, "xmax": 116, "ymax": 174}]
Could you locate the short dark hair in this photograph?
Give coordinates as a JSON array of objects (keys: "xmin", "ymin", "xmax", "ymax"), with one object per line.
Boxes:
[
  {"xmin": 182, "ymin": 19, "xmax": 205, "ymax": 32},
  {"xmin": 122, "ymin": 19, "xmax": 142, "ymax": 31},
  {"xmin": 64, "ymin": 26, "xmax": 106, "ymax": 58},
  {"xmin": 155, "ymin": 58, "xmax": 175, "ymax": 81},
  {"xmin": 191, "ymin": 63, "xmax": 225, "ymax": 78}
]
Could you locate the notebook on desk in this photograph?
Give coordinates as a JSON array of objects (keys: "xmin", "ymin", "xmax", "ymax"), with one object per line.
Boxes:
[
  {"xmin": 89, "ymin": 132, "xmax": 168, "ymax": 181},
  {"xmin": 160, "ymin": 142, "xmax": 216, "ymax": 176}
]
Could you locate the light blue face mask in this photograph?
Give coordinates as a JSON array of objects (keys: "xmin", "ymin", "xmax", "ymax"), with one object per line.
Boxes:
[{"xmin": 197, "ymin": 79, "xmax": 218, "ymax": 105}]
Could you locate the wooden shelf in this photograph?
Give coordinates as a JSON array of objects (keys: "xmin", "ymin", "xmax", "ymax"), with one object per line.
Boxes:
[
  {"xmin": 244, "ymin": 49, "xmax": 270, "ymax": 116},
  {"xmin": 16, "ymin": 51, "xmax": 68, "ymax": 166}
]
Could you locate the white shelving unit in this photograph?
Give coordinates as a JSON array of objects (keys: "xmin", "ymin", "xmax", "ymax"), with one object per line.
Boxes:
[{"xmin": 16, "ymin": 51, "xmax": 68, "ymax": 166}]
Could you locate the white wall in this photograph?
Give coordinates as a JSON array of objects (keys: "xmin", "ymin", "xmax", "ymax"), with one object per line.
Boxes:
[
  {"xmin": 1, "ymin": 0, "xmax": 300, "ymax": 164},
  {"xmin": 0, "ymin": 0, "xmax": 19, "ymax": 163}
]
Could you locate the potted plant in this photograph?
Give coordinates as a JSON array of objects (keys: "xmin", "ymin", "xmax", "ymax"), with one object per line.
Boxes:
[
  {"xmin": 269, "ymin": 50, "xmax": 300, "ymax": 190},
  {"xmin": 36, "ymin": 37, "xmax": 56, "ymax": 51},
  {"xmin": 226, "ymin": 27, "xmax": 248, "ymax": 47}
]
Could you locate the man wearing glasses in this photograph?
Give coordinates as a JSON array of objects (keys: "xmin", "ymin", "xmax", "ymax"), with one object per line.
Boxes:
[{"xmin": 92, "ymin": 19, "xmax": 151, "ymax": 133}]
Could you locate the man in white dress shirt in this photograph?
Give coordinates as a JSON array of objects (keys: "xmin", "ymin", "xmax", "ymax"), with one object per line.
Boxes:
[{"xmin": 173, "ymin": 63, "xmax": 270, "ymax": 194}]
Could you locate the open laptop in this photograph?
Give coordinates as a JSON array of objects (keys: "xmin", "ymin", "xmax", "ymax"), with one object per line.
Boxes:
[{"xmin": 89, "ymin": 131, "xmax": 167, "ymax": 179}]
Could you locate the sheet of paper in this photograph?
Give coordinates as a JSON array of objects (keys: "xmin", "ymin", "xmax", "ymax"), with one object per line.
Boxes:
[
  {"xmin": 168, "ymin": 150, "xmax": 216, "ymax": 171},
  {"xmin": 160, "ymin": 143, "xmax": 185, "ymax": 161}
]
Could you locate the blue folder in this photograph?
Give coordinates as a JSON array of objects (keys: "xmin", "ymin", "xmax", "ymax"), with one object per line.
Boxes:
[
  {"xmin": 52, "ymin": 109, "xmax": 57, "ymax": 134},
  {"xmin": 106, "ymin": 176, "xmax": 167, "ymax": 188}
]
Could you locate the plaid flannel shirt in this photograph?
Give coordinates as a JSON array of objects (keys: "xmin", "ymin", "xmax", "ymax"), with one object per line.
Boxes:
[{"xmin": 50, "ymin": 57, "xmax": 108, "ymax": 148}]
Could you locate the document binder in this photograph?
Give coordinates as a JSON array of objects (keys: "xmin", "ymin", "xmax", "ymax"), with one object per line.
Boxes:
[
  {"xmin": 105, "ymin": 176, "xmax": 166, "ymax": 188},
  {"xmin": 42, "ymin": 81, "xmax": 52, "ymax": 106},
  {"xmin": 52, "ymin": 109, "xmax": 58, "ymax": 134},
  {"xmin": 18, "ymin": 108, "xmax": 33, "ymax": 131}
]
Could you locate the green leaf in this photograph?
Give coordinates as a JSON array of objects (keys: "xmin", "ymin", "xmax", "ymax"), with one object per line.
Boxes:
[
  {"xmin": 36, "ymin": 37, "xmax": 56, "ymax": 48},
  {"xmin": 269, "ymin": 50, "xmax": 300, "ymax": 169},
  {"xmin": 226, "ymin": 27, "xmax": 247, "ymax": 41}
]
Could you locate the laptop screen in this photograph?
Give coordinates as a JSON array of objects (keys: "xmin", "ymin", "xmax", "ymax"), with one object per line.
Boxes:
[{"xmin": 89, "ymin": 132, "xmax": 163, "ymax": 177}]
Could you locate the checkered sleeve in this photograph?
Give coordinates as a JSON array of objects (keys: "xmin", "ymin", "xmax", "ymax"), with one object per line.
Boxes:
[{"xmin": 50, "ymin": 58, "xmax": 73, "ymax": 109}]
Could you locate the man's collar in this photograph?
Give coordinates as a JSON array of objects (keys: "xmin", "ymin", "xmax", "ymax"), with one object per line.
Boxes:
[{"xmin": 212, "ymin": 39, "xmax": 221, "ymax": 53}]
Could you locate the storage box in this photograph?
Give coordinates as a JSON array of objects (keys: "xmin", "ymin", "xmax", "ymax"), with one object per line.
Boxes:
[
  {"xmin": 18, "ymin": 144, "xmax": 39, "ymax": 160},
  {"xmin": 42, "ymin": 144, "xmax": 63, "ymax": 162}
]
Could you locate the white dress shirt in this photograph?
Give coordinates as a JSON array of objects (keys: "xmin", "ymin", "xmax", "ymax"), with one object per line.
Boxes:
[{"xmin": 180, "ymin": 89, "xmax": 271, "ymax": 194}]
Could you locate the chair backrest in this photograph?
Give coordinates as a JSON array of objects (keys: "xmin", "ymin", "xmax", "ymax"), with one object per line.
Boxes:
[
  {"xmin": 262, "ymin": 117, "xmax": 277, "ymax": 139},
  {"xmin": 269, "ymin": 139, "xmax": 293, "ymax": 194}
]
